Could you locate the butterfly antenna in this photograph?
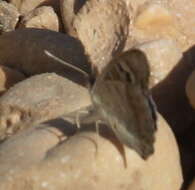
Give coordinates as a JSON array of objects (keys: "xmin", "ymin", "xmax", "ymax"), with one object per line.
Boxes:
[{"xmin": 44, "ymin": 50, "xmax": 89, "ymax": 78}]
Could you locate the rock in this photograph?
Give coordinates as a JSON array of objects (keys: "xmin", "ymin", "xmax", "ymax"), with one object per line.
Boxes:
[
  {"xmin": 8, "ymin": 0, "xmax": 59, "ymax": 15},
  {"xmin": 0, "ymin": 28, "xmax": 90, "ymax": 85},
  {"xmin": 19, "ymin": 6, "xmax": 59, "ymax": 31},
  {"xmin": 126, "ymin": 1, "xmax": 185, "ymax": 50},
  {"xmin": 124, "ymin": 0, "xmax": 149, "ymax": 13},
  {"xmin": 135, "ymin": 39, "xmax": 182, "ymax": 87},
  {"xmin": 0, "ymin": 73, "xmax": 91, "ymax": 140},
  {"xmin": 186, "ymin": 70, "xmax": 195, "ymax": 109},
  {"xmin": 60, "ymin": 0, "xmax": 86, "ymax": 34},
  {"xmin": 60, "ymin": 0, "xmax": 129, "ymax": 71},
  {"xmin": 0, "ymin": 114, "xmax": 183, "ymax": 190},
  {"xmin": 0, "ymin": 65, "xmax": 26, "ymax": 95},
  {"xmin": 0, "ymin": 118, "xmax": 77, "ymax": 176},
  {"xmin": 168, "ymin": 0, "xmax": 195, "ymax": 51},
  {"xmin": 125, "ymin": 0, "xmax": 195, "ymax": 51},
  {"xmin": 0, "ymin": 1, "xmax": 20, "ymax": 33},
  {"xmin": 135, "ymin": 1, "xmax": 172, "ymax": 30}
]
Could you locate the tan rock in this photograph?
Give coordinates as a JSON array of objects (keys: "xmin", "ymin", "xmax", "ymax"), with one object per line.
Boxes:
[
  {"xmin": 135, "ymin": 2, "xmax": 172, "ymax": 30},
  {"xmin": 8, "ymin": 0, "xmax": 59, "ymax": 15},
  {"xmin": 126, "ymin": 0, "xmax": 195, "ymax": 51},
  {"xmin": 0, "ymin": 28, "xmax": 90, "ymax": 84},
  {"xmin": 0, "ymin": 73, "xmax": 91, "ymax": 140},
  {"xmin": 168, "ymin": 0, "xmax": 195, "ymax": 51},
  {"xmin": 9, "ymin": 0, "xmax": 44, "ymax": 14},
  {"xmin": 127, "ymin": 1, "xmax": 185, "ymax": 50},
  {"xmin": 60, "ymin": 0, "xmax": 86, "ymax": 34},
  {"xmin": 186, "ymin": 70, "xmax": 195, "ymax": 109},
  {"xmin": 0, "ymin": 114, "xmax": 182, "ymax": 190},
  {"xmin": 60, "ymin": 0, "xmax": 129, "ymax": 71},
  {"xmin": 0, "ymin": 65, "xmax": 26, "ymax": 95},
  {"xmin": 0, "ymin": 118, "xmax": 76, "ymax": 176},
  {"xmin": 0, "ymin": 1, "xmax": 20, "ymax": 33},
  {"xmin": 124, "ymin": 0, "xmax": 150, "ymax": 36},
  {"xmin": 136, "ymin": 39, "xmax": 182, "ymax": 87},
  {"xmin": 124, "ymin": 0, "xmax": 149, "ymax": 13},
  {"xmin": 19, "ymin": 6, "xmax": 59, "ymax": 31}
]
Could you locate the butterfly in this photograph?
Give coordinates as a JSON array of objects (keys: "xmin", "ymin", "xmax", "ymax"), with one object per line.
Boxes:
[{"xmin": 45, "ymin": 49, "xmax": 157, "ymax": 159}]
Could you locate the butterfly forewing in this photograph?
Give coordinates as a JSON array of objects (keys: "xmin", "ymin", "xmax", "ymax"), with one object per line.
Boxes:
[{"xmin": 91, "ymin": 49, "xmax": 157, "ymax": 159}]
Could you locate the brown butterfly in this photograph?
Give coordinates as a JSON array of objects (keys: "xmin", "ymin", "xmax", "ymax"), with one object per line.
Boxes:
[{"xmin": 45, "ymin": 49, "xmax": 157, "ymax": 159}]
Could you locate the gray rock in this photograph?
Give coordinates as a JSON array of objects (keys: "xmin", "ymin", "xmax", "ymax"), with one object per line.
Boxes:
[{"xmin": 0, "ymin": 73, "xmax": 91, "ymax": 140}]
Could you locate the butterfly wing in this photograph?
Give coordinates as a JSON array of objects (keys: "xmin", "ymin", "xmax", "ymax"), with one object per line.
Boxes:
[{"xmin": 91, "ymin": 49, "xmax": 157, "ymax": 159}]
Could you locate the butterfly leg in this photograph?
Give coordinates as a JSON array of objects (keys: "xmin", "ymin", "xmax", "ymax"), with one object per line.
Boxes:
[
  {"xmin": 95, "ymin": 120, "xmax": 104, "ymax": 156},
  {"xmin": 75, "ymin": 111, "xmax": 81, "ymax": 129},
  {"xmin": 75, "ymin": 110, "xmax": 90, "ymax": 130}
]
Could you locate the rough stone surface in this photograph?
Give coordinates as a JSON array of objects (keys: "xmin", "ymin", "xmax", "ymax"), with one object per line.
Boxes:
[
  {"xmin": 9, "ymin": 0, "xmax": 59, "ymax": 15},
  {"xmin": 19, "ymin": 6, "xmax": 59, "ymax": 31},
  {"xmin": 0, "ymin": 114, "xmax": 182, "ymax": 190},
  {"xmin": 126, "ymin": 0, "xmax": 186, "ymax": 51},
  {"xmin": 168, "ymin": 0, "xmax": 195, "ymax": 51},
  {"xmin": 0, "ymin": 73, "xmax": 91, "ymax": 140},
  {"xmin": 0, "ymin": 1, "xmax": 20, "ymax": 33},
  {"xmin": 0, "ymin": 118, "xmax": 77, "ymax": 176},
  {"xmin": 136, "ymin": 39, "xmax": 182, "ymax": 87},
  {"xmin": 0, "ymin": 65, "xmax": 26, "ymax": 95},
  {"xmin": 60, "ymin": 0, "xmax": 129, "ymax": 71},
  {"xmin": 124, "ymin": 0, "xmax": 149, "ymax": 13}
]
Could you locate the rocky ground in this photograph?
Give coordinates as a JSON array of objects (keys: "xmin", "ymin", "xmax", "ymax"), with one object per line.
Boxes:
[{"xmin": 0, "ymin": 0, "xmax": 194, "ymax": 189}]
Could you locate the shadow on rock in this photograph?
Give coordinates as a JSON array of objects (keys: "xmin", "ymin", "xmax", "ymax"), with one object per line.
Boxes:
[{"xmin": 152, "ymin": 45, "xmax": 195, "ymax": 190}]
